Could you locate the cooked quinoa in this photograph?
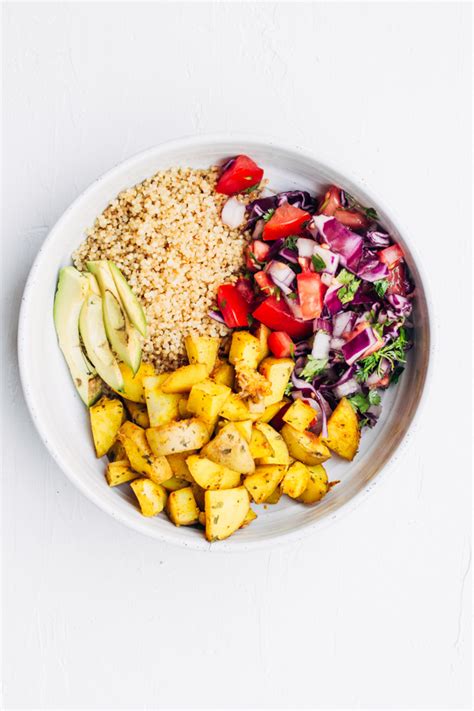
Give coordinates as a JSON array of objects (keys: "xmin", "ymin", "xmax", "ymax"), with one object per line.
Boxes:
[{"xmin": 74, "ymin": 167, "xmax": 253, "ymax": 372}]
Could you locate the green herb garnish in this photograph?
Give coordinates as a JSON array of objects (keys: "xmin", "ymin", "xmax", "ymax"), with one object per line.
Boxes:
[
  {"xmin": 311, "ymin": 254, "xmax": 326, "ymax": 272},
  {"xmin": 374, "ymin": 279, "xmax": 389, "ymax": 298},
  {"xmin": 337, "ymin": 269, "xmax": 361, "ymax": 304},
  {"xmin": 284, "ymin": 235, "xmax": 299, "ymax": 250},
  {"xmin": 355, "ymin": 328, "xmax": 408, "ymax": 382},
  {"xmin": 344, "ymin": 191, "xmax": 379, "ymax": 221},
  {"xmin": 348, "ymin": 389, "xmax": 381, "ymax": 415},
  {"xmin": 244, "ymin": 182, "xmax": 261, "ymax": 194},
  {"xmin": 263, "ymin": 208, "xmax": 275, "ymax": 222},
  {"xmin": 300, "ymin": 356, "xmax": 328, "ymax": 382},
  {"xmin": 284, "ymin": 382, "xmax": 293, "ymax": 396}
]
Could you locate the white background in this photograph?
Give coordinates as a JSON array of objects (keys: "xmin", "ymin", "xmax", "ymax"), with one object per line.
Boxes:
[{"xmin": 2, "ymin": 2, "xmax": 472, "ymax": 709}]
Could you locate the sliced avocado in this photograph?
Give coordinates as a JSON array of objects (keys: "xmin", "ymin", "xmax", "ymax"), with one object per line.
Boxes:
[
  {"xmin": 86, "ymin": 261, "xmax": 142, "ymax": 374},
  {"xmin": 53, "ymin": 267, "xmax": 102, "ymax": 406},
  {"xmin": 109, "ymin": 262, "xmax": 147, "ymax": 337},
  {"xmin": 79, "ymin": 293, "xmax": 124, "ymax": 392}
]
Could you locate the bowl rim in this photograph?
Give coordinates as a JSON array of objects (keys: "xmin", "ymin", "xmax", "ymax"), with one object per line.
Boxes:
[{"xmin": 17, "ymin": 132, "xmax": 435, "ymax": 552}]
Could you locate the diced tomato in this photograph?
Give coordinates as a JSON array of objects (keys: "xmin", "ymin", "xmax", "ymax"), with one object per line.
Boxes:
[
  {"xmin": 334, "ymin": 208, "xmax": 368, "ymax": 230},
  {"xmin": 216, "ymin": 155, "xmax": 264, "ymax": 195},
  {"xmin": 235, "ymin": 277, "xmax": 254, "ymax": 304},
  {"xmin": 296, "ymin": 272, "xmax": 324, "ymax": 320},
  {"xmin": 254, "ymin": 271, "xmax": 273, "ymax": 294},
  {"xmin": 245, "ymin": 240, "xmax": 270, "ymax": 271},
  {"xmin": 268, "ymin": 331, "xmax": 294, "ymax": 358},
  {"xmin": 319, "ymin": 186, "xmax": 342, "ymax": 216},
  {"xmin": 252, "ymin": 296, "xmax": 313, "ymax": 340},
  {"xmin": 387, "ymin": 263, "xmax": 408, "ymax": 295},
  {"xmin": 368, "ymin": 374, "xmax": 390, "ymax": 390},
  {"xmin": 342, "ymin": 321, "xmax": 370, "ymax": 342},
  {"xmin": 263, "ymin": 203, "xmax": 311, "ymax": 241},
  {"xmin": 378, "ymin": 244, "xmax": 404, "ymax": 269},
  {"xmin": 297, "ymin": 256, "xmax": 311, "ymax": 272},
  {"xmin": 217, "ymin": 284, "xmax": 251, "ymax": 328}
]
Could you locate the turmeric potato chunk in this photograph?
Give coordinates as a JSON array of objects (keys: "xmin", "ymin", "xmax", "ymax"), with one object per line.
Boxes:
[
  {"xmin": 243, "ymin": 465, "xmax": 287, "ymax": 504},
  {"xmin": 187, "ymin": 379, "xmax": 231, "ymax": 426},
  {"xmin": 146, "ymin": 418, "xmax": 211, "ymax": 456},
  {"xmin": 205, "ymin": 487, "xmax": 250, "ymax": 541},
  {"xmin": 254, "ymin": 423, "xmax": 290, "ymax": 466},
  {"xmin": 229, "ymin": 331, "xmax": 261, "ymax": 370},
  {"xmin": 281, "ymin": 461, "xmax": 310, "ymax": 499},
  {"xmin": 281, "ymin": 424, "xmax": 331, "ymax": 466},
  {"xmin": 105, "ymin": 460, "xmax": 138, "ymax": 487},
  {"xmin": 143, "ymin": 374, "xmax": 182, "ymax": 427},
  {"xmin": 282, "ymin": 399, "xmax": 316, "ymax": 432},
  {"xmin": 118, "ymin": 421, "xmax": 172, "ymax": 483},
  {"xmin": 131, "ymin": 478, "xmax": 167, "ymax": 517},
  {"xmin": 90, "ymin": 396, "xmax": 124, "ymax": 458},
  {"xmin": 258, "ymin": 357, "xmax": 294, "ymax": 406},
  {"xmin": 184, "ymin": 334, "xmax": 220, "ymax": 375},
  {"xmin": 186, "ymin": 455, "xmax": 241, "ymax": 490},
  {"xmin": 113, "ymin": 362, "xmax": 156, "ymax": 403},
  {"xmin": 160, "ymin": 364, "xmax": 208, "ymax": 393},
  {"xmin": 297, "ymin": 465, "xmax": 329, "ymax": 504},
  {"xmin": 201, "ymin": 422, "xmax": 255, "ymax": 475},
  {"xmin": 166, "ymin": 487, "xmax": 200, "ymax": 526},
  {"xmin": 323, "ymin": 397, "xmax": 360, "ymax": 461}
]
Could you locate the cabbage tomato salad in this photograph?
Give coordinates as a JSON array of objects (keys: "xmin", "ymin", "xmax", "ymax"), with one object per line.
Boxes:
[{"xmin": 211, "ymin": 154, "xmax": 414, "ymax": 436}]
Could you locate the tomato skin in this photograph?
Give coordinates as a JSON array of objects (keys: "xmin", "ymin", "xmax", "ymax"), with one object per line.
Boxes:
[
  {"xmin": 263, "ymin": 203, "xmax": 311, "ymax": 241},
  {"xmin": 296, "ymin": 272, "xmax": 324, "ymax": 320},
  {"xmin": 334, "ymin": 208, "xmax": 368, "ymax": 230},
  {"xmin": 216, "ymin": 155, "xmax": 264, "ymax": 195},
  {"xmin": 245, "ymin": 240, "xmax": 270, "ymax": 271},
  {"xmin": 254, "ymin": 270, "xmax": 273, "ymax": 293},
  {"xmin": 319, "ymin": 186, "xmax": 342, "ymax": 216},
  {"xmin": 342, "ymin": 321, "xmax": 370, "ymax": 342},
  {"xmin": 297, "ymin": 256, "xmax": 311, "ymax": 272},
  {"xmin": 235, "ymin": 277, "xmax": 255, "ymax": 304},
  {"xmin": 268, "ymin": 331, "xmax": 294, "ymax": 358},
  {"xmin": 387, "ymin": 263, "xmax": 409, "ymax": 295},
  {"xmin": 379, "ymin": 244, "xmax": 404, "ymax": 269},
  {"xmin": 368, "ymin": 374, "xmax": 390, "ymax": 390},
  {"xmin": 217, "ymin": 284, "xmax": 251, "ymax": 328},
  {"xmin": 252, "ymin": 296, "xmax": 313, "ymax": 340}
]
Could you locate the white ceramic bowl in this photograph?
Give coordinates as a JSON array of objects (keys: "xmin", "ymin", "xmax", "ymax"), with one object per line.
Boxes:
[{"xmin": 18, "ymin": 135, "xmax": 432, "ymax": 551}]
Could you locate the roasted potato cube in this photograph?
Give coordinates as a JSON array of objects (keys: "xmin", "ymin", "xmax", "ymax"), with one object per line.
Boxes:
[
  {"xmin": 160, "ymin": 364, "xmax": 208, "ymax": 393},
  {"xmin": 205, "ymin": 487, "xmax": 250, "ymax": 541},
  {"xmin": 89, "ymin": 396, "xmax": 125, "ymax": 458},
  {"xmin": 178, "ymin": 396, "xmax": 193, "ymax": 419},
  {"xmin": 258, "ymin": 357, "xmax": 294, "ymax": 406},
  {"xmin": 107, "ymin": 439, "xmax": 129, "ymax": 463},
  {"xmin": 297, "ymin": 465, "xmax": 329, "ymax": 504},
  {"xmin": 166, "ymin": 451, "xmax": 195, "ymax": 482},
  {"xmin": 249, "ymin": 426, "xmax": 274, "ymax": 459},
  {"xmin": 264, "ymin": 485, "xmax": 282, "ymax": 505},
  {"xmin": 201, "ymin": 422, "xmax": 255, "ymax": 475},
  {"xmin": 187, "ymin": 379, "xmax": 231, "ymax": 426},
  {"xmin": 143, "ymin": 375, "xmax": 182, "ymax": 427},
  {"xmin": 254, "ymin": 323, "xmax": 271, "ymax": 363},
  {"xmin": 257, "ymin": 399, "xmax": 288, "ymax": 423},
  {"xmin": 161, "ymin": 476, "xmax": 190, "ymax": 491},
  {"xmin": 281, "ymin": 424, "xmax": 331, "ymax": 466},
  {"xmin": 233, "ymin": 420, "xmax": 253, "ymax": 442},
  {"xmin": 254, "ymin": 423, "xmax": 290, "ymax": 466},
  {"xmin": 146, "ymin": 418, "xmax": 211, "ymax": 456},
  {"xmin": 184, "ymin": 334, "xmax": 220, "ymax": 374},
  {"xmin": 105, "ymin": 460, "xmax": 138, "ymax": 487},
  {"xmin": 118, "ymin": 421, "xmax": 172, "ymax": 483},
  {"xmin": 211, "ymin": 361, "xmax": 235, "ymax": 388},
  {"xmin": 240, "ymin": 508, "xmax": 258, "ymax": 528},
  {"xmin": 229, "ymin": 331, "xmax": 261, "ymax": 369},
  {"xmin": 186, "ymin": 455, "xmax": 241, "ymax": 490},
  {"xmin": 130, "ymin": 478, "xmax": 167, "ymax": 517},
  {"xmin": 166, "ymin": 487, "xmax": 200, "ymax": 526},
  {"xmin": 323, "ymin": 397, "xmax": 360, "ymax": 461},
  {"xmin": 281, "ymin": 461, "xmax": 310, "ymax": 499},
  {"xmin": 191, "ymin": 482, "xmax": 206, "ymax": 510},
  {"xmin": 243, "ymin": 465, "xmax": 287, "ymax": 504},
  {"xmin": 113, "ymin": 362, "xmax": 156, "ymax": 403},
  {"xmin": 219, "ymin": 393, "xmax": 258, "ymax": 422},
  {"xmin": 282, "ymin": 399, "xmax": 316, "ymax": 432},
  {"xmin": 124, "ymin": 399, "xmax": 150, "ymax": 429}
]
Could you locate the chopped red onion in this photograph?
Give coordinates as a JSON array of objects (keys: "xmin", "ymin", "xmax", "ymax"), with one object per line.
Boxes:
[
  {"xmin": 278, "ymin": 247, "xmax": 299, "ymax": 264},
  {"xmin": 334, "ymin": 378, "xmax": 360, "ymax": 399},
  {"xmin": 208, "ymin": 309, "xmax": 226, "ymax": 324},
  {"xmin": 321, "ymin": 272, "xmax": 333, "ymax": 287},
  {"xmin": 313, "ymin": 244, "xmax": 340, "ymax": 274},
  {"xmin": 342, "ymin": 326, "xmax": 380, "ymax": 365},
  {"xmin": 330, "ymin": 337, "xmax": 345, "ymax": 350},
  {"xmin": 296, "ymin": 238, "xmax": 315, "ymax": 258},
  {"xmin": 333, "ymin": 311, "xmax": 355, "ymax": 337},
  {"xmin": 311, "ymin": 330, "xmax": 331, "ymax": 359},
  {"xmin": 386, "ymin": 293, "xmax": 412, "ymax": 317},
  {"xmin": 267, "ymin": 260, "xmax": 296, "ymax": 287},
  {"xmin": 252, "ymin": 219, "xmax": 265, "ymax": 239},
  {"xmin": 324, "ymin": 284, "xmax": 343, "ymax": 315},
  {"xmin": 221, "ymin": 197, "xmax": 246, "ymax": 228},
  {"xmin": 313, "ymin": 318, "xmax": 332, "ymax": 334},
  {"xmin": 313, "ymin": 215, "xmax": 363, "ymax": 272}
]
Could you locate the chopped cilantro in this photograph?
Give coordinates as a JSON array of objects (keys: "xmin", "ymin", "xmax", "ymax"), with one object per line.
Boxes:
[
  {"xmin": 355, "ymin": 328, "xmax": 408, "ymax": 382},
  {"xmin": 337, "ymin": 269, "xmax": 361, "ymax": 304},
  {"xmin": 344, "ymin": 191, "xmax": 379, "ymax": 221},
  {"xmin": 247, "ymin": 313, "xmax": 255, "ymax": 327},
  {"xmin": 300, "ymin": 356, "xmax": 328, "ymax": 381},
  {"xmin": 374, "ymin": 279, "xmax": 389, "ymax": 298},
  {"xmin": 286, "ymin": 292, "xmax": 297, "ymax": 300},
  {"xmin": 311, "ymin": 254, "xmax": 326, "ymax": 272},
  {"xmin": 284, "ymin": 235, "xmax": 299, "ymax": 250},
  {"xmin": 263, "ymin": 208, "xmax": 275, "ymax": 222},
  {"xmin": 244, "ymin": 182, "xmax": 261, "ymax": 194},
  {"xmin": 348, "ymin": 389, "xmax": 381, "ymax": 415},
  {"xmin": 284, "ymin": 382, "xmax": 293, "ymax": 396}
]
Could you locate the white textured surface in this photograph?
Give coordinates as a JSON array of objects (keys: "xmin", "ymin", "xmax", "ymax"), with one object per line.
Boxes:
[{"xmin": 2, "ymin": 3, "xmax": 471, "ymax": 709}]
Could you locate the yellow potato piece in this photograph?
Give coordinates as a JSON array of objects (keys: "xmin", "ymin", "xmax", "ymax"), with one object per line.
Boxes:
[
  {"xmin": 249, "ymin": 426, "xmax": 274, "ymax": 459},
  {"xmin": 184, "ymin": 334, "xmax": 220, "ymax": 374},
  {"xmin": 187, "ymin": 379, "xmax": 231, "ymax": 426},
  {"xmin": 257, "ymin": 399, "xmax": 288, "ymax": 423},
  {"xmin": 323, "ymin": 397, "xmax": 360, "ymax": 461},
  {"xmin": 131, "ymin": 478, "xmax": 167, "ymax": 517},
  {"xmin": 146, "ymin": 418, "xmax": 211, "ymax": 456},
  {"xmin": 282, "ymin": 399, "xmax": 316, "ymax": 432},
  {"xmin": 166, "ymin": 451, "xmax": 196, "ymax": 482},
  {"xmin": 211, "ymin": 361, "xmax": 235, "ymax": 388},
  {"xmin": 178, "ymin": 396, "xmax": 193, "ymax": 419},
  {"xmin": 229, "ymin": 331, "xmax": 261, "ymax": 370},
  {"xmin": 281, "ymin": 424, "xmax": 331, "ymax": 466},
  {"xmin": 113, "ymin": 362, "xmax": 156, "ymax": 403},
  {"xmin": 89, "ymin": 396, "xmax": 124, "ymax": 458},
  {"xmin": 166, "ymin": 487, "xmax": 200, "ymax": 526},
  {"xmin": 201, "ymin": 422, "xmax": 255, "ymax": 475},
  {"xmin": 118, "ymin": 421, "xmax": 172, "ymax": 483},
  {"xmin": 281, "ymin": 461, "xmax": 310, "ymax": 499},
  {"xmin": 124, "ymin": 399, "xmax": 150, "ymax": 429},
  {"xmin": 105, "ymin": 460, "xmax": 138, "ymax": 487},
  {"xmin": 240, "ymin": 508, "xmax": 258, "ymax": 528},
  {"xmin": 107, "ymin": 439, "xmax": 129, "ymax": 463},
  {"xmin": 219, "ymin": 393, "xmax": 258, "ymax": 422},
  {"xmin": 297, "ymin": 465, "xmax": 329, "ymax": 504},
  {"xmin": 258, "ymin": 357, "xmax": 294, "ymax": 406},
  {"xmin": 205, "ymin": 487, "xmax": 250, "ymax": 541},
  {"xmin": 233, "ymin": 420, "xmax": 253, "ymax": 442},
  {"xmin": 186, "ymin": 455, "xmax": 241, "ymax": 490},
  {"xmin": 244, "ymin": 465, "xmax": 287, "ymax": 504},
  {"xmin": 160, "ymin": 364, "xmax": 208, "ymax": 393},
  {"xmin": 143, "ymin": 374, "xmax": 182, "ymax": 427},
  {"xmin": 254, "ymin": 323, "xmax": 271, "ymax": 364},
  {"xmin": 264, "ymin": 485, "xmax": 282, "ymax": 505},
  {"xmin": 161, "ymin": 476, "xmax": 190, "ymax": 491},
  {"xmin": 254, "ymin": 422, "xmax": 290, "ymax": 466}
]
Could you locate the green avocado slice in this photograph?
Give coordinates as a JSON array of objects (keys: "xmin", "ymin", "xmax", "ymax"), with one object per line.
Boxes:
[
  {"xmin": 86, "ymin": 261, "xmax": 142, "ymax": 374},
  {"xmin": 109, "ymin": 262, "xmax": 147, "ymax": 337},
  {"xmin": 53, "ymin": 267, "xmax": 102, "ymax": 406},
  {"xmin": 79, "ymin": 292, "xmax": 124, "ymax": 392}
]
